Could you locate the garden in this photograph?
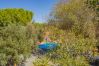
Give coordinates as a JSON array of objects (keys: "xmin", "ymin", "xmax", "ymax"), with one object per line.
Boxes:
[{"xmin": 0, "ymin": 0, "xmax": 99, "ymax": 66}]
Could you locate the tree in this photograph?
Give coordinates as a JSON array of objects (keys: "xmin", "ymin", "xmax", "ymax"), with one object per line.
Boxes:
[
  {"xmin": 48, "ymin": 0, "xmax": 96, "ymax": 37},
  {"xmin": 0, "ymin": 8, "xmax": 33, "ymax": 26}
]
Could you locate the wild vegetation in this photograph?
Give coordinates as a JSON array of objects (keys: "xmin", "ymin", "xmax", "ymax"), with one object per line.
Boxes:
[
  {"xmin": 34, "ymin": 0, "xmax": 99, "ymax": 66},
  {"xmin": 0, "ymin": 9, "xmax": 34, "ymax": 66},
  {"xmin": 0, "ymin": 8, "xmax": 33, "ymax": 26},
  {"xmin": 0, "ymin": 0, "xmax": 99, "ymax": 66}
]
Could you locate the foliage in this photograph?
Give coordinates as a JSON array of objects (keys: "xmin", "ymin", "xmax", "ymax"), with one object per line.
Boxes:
[
  {"xmin": 32, "ymin": 23, "xmax": 45, "ymax": 42},
  {"xmin": 85, "ymin": 0, "xmax": 99, "ymax": 23},
  {"xmin": 0, "ymin": 0, "xmax": 98, "ymax": 66},
  {"xmin": 33, "ymin": 57, "xmax": 51, "ymax": 66},
  {"xmin": 40, "ymin": 25, "xmax": 96, "ymax": 66},
  {"xmin": 0, "ymin": 24, "xmax": 34, "ymax": 65},
  {"xmin": 0, "ymin": 8, "xmax": 33, "ymax": 26},
  {"xmin": 48, "ymin": 0, "xmax": 96, "ymax": 37},
  {"xmin": 86, "ymin": 0, "xmax": 99, "ymax": 11}
]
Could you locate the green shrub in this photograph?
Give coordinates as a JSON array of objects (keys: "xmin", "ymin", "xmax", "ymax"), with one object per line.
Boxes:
[
  {"xmin": 0, "ymin": 8, "xmax": 33, "ymax": 26},
  {"xmin": 33, "ymin": 57, "xmax": 50, "ymax": 66},
  {"xmin": 0, "ymin": 24, "xmax": 34, "ymax": 65},
  {"xmin": 43, "ymin": 27, "xmax": 96, "ymax": 66}
]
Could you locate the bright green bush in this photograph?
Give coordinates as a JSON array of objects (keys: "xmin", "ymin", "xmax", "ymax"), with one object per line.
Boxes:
[{"xmin": 0, "ymin": 8, "xmax": 33, "ymax": 26}]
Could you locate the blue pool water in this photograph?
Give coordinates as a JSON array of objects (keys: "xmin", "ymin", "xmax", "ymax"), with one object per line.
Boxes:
[{"xmin": 38, "ymin": 42, "xmax": 58, "ymax": 51}]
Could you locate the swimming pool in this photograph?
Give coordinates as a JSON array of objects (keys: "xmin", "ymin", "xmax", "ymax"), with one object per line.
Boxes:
[{"xmin": 38, "ymin": 42, "xmax": 58, "ymax": 51}]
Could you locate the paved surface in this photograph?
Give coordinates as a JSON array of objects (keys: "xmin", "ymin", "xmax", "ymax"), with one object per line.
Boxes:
[{"xmin": 24, "ymin": 55, "xmax": 37, "ymax": 66}]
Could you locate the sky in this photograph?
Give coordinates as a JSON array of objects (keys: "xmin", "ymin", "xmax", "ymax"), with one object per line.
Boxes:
[{"xmin": 0, "ymin": 0, "xmax": 58, "ymax": 23}]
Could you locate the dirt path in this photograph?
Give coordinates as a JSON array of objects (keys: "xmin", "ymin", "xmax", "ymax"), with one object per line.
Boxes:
[{"xmin": 24, "ymin": 55, "xmax": 37, "ymax": 66}]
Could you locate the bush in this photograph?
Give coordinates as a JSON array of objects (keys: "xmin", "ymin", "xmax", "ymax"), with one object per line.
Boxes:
[
  {"xmin": 0, "ymin": 24, "xmax": 34, "ymax": 65},
  {"xmin": 43, "ymin": 27, "xmax": 96, "ymax": 66},
  {"xmin": 0, "ymin": 8, "xmax": 33, "ymax": 26},
  {"xmin": 33, "ymin": 57, "xmax": 50, "ymax": 66}
]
